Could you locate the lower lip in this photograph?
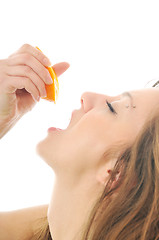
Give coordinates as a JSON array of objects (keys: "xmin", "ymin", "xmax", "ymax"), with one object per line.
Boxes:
[{"xmin": 48, "ymin": 127, "xmax": 62, "ymax": 132}]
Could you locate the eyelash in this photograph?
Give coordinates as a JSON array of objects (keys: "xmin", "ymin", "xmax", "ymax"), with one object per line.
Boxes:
[{"xmin": 106, "ymin": 100, "xmax": 117, "ymax": 114}]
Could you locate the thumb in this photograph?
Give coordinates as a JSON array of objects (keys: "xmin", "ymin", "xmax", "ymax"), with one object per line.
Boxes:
[{"xmin": 52, "ymin": 62, "xmax": 70, "ymax": 77}]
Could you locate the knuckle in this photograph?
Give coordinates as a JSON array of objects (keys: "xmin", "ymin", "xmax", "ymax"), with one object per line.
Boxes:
[
  {"xmin": 19, "ymin": 76, "xmax": 25, "ymax": 83},
  {"xmin": 24, "ymin": 66, "xmax": 32, "ymax": 75},
  {"xmin": 35, "ymin": 49, "xmax": 41, "ymax": 58},
  {"xmin": 21, "ymin": 43, "xmax": 30, "ymax": 50},
  {"xmin": 23, "ymin": 53, "xmax": 32, "ymax": 62},
  {"xmin": 22, "ymin": 77, "xmax": 29, "ymax": 84}
]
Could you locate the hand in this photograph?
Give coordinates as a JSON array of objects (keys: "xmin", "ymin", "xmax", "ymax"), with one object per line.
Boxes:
[{"xmin": 0, "ymin": 43, "xmax": 70, "ymax": 124}]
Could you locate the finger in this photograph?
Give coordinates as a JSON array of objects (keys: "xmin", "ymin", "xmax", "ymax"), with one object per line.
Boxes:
[
  {"xmin": 4, "ymin": 75, "xmax": 40, "ymax": 101},
  {"xmin": 10, "ymin": 44, "xmax": 52, "ymax": 67},
  {"xmin": 7, "ymin": 54, "xmax": 53, "ymax": 85},
  {"xmin": 52, "ymin": 62, "xmax": 70, "ymax": 77},
  {"xmin": 6, "ymin": 65, "xmax": 47, "ymax": 98}
]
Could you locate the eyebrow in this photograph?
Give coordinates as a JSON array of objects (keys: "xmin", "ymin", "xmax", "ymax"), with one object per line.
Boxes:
[{"xmin": 121, "ymin": 91, "xmax": 133, "ymax": 105}]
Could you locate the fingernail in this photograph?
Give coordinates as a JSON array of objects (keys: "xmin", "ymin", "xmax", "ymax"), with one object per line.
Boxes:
[
  {"xmin": 43, "ymin": 57, "xmax": 51, "ymax": 66},
  {"xmin": 42, "ymin": 90, "xmax": 47, "ymax": 98},
  {"xmin": 47, "ymin": 75, "xmax": 53, "ymax": 84}
]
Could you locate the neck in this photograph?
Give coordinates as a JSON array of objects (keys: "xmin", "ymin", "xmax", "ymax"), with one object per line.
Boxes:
[{"xmin": 48, "ymin": 172, "xmax": 102, "ymax": 240}]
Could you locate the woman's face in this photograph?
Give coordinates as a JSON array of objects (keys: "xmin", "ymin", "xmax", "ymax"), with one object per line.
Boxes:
[{"xmin": 36, "ymin": 88, "xmax": 159, "ymax": 178}]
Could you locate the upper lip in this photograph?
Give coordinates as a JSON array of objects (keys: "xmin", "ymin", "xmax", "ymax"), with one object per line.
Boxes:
[{"xmin": 67, "ymin": 106, "xmax": 84, "ymax": 129}]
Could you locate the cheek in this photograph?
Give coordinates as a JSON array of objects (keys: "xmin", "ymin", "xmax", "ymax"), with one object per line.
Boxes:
[
  {"xmin": 36, "ymin": 113, "xmax": 138, "ymax": 174},
  {"xmin": 63, "ymin": 121, "xmax": 112, "ymax": 171},
  {"xmin": 60, "ymin": 129, "xmax": 103, "ymax": 172},
  {"xmin": 112, "ymin": 117, "xmax": 141, "ymax": 146}
]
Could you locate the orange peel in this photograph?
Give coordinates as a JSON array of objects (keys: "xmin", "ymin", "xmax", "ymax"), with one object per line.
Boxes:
[{"xmin": 36, "ymin": 46, "xmax": 59, "ymax": 103}]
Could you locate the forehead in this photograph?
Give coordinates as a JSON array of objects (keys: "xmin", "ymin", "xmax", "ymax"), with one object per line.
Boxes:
[
  {"xmin": 129, "ymin": 88, "xmax": 159, "ymax": 117},
  {"xmin": 130, "ymin": 88, "xmax": 159, "ymax": 101},
  {"xmin": 125, "ymin": 88, "xmax": 159, "ymax": 129}
]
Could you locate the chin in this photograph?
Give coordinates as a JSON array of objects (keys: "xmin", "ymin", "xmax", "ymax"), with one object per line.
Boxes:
[
  {"xmin": 36, "ymin": 139, "xmax": 50, "ymax": 163},
  {"xmin": 36, "ymin": 139, "xmax": 59, "ymax": 171}
]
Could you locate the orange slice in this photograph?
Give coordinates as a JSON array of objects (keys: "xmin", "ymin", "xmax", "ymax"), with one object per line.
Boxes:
[{"xmin": 36, "ymin": 46, "xmax": 59, "ymax": 103}]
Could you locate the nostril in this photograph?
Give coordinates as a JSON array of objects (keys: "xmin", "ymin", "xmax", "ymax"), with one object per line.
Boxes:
[{"xmin": 81, "ymin": 98, "xmax": 85, "ymax": 111}]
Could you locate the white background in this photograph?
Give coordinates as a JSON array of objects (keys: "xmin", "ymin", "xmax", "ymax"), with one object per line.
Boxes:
[{"xmin": 0, "ymin": 0, "xmax": 159, "ymax": 211}]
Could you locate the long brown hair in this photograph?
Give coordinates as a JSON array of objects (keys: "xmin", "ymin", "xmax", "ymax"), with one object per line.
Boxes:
[
  {"xmin": 31, "ymin": 217, "xmax": 52, "ymax": 240},
  {"xmin": 81, "ymin": 113, "xmax": 159, "ymax": 239},
  {"xmin": 32, "ymin": 110, "xmax": 159, "ymax": 240}
]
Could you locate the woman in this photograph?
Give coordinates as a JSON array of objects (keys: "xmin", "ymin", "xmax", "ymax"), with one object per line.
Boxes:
[{"xmin": 0, "ymin": 44, "xmax": 159, "ymax": 240}]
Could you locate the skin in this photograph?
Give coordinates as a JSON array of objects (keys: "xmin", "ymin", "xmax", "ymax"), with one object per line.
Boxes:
[
  {"xmin": 0, "ymin": 43, "xmax": 70, "ymax": 138},
  {"xmin": 1, "ymin": 44, "xmax": 159, "ymax": 239},
  {"xmin": 0, "ymin": 43, "xmax": 70, "ymax": 239},
  {"xmin": 36, "ymin": 87, "xmax": 159, "ymax": 240}
]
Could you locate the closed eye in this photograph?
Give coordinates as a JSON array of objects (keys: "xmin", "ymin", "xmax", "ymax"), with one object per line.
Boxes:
[{"xmin": 106, "ymin": 100, "xmax": 117, "ymax": 114}]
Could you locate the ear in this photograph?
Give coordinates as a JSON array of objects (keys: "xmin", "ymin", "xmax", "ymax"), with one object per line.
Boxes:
[
  {"xmin": 97, "ymin": 168, "xmax": 121, "ymax": 190},
  {"xmin": 96, "ymin": 167, "xmax": 111, "ymax": 186},
  {"xmin": 110, "ymin": 171, "xmax": 121, "ymax": 189},
  {"xmin": 96, "ymin": 158, "xmax": 117, "ymax": 186}
]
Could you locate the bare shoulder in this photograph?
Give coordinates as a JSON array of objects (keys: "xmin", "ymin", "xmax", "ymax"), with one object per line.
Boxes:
[{"xmin": 0, "ymin": 204, "xmax": 49, "ymax": 240}]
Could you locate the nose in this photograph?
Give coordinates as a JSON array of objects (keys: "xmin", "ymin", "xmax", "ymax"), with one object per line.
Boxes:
[
  {"xmin": 81, "ymin": 92, "xmax": 116, "ymax": 113},
  {"xmin": 80, "ymin": 92, "xmax": 94, "ymax": 112}
]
